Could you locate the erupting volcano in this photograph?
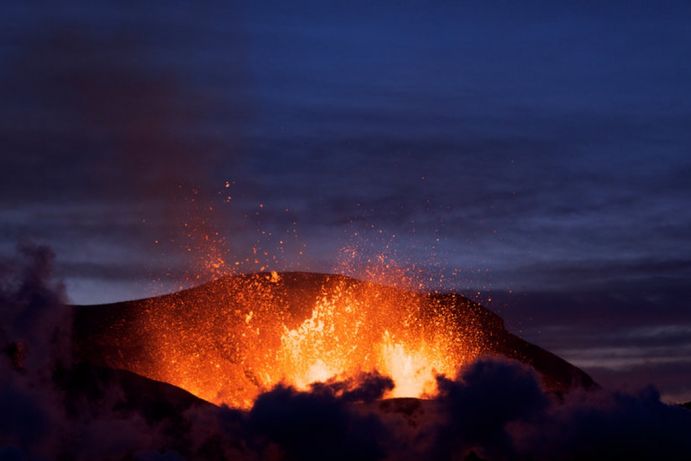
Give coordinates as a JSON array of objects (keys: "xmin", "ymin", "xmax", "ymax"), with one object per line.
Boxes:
[{"xmin": 74, "ymin": 270, "xmax": 595, "ymax": 409}]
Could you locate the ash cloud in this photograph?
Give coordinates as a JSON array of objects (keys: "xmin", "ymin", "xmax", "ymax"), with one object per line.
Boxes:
[
  {"xmin": 0, "ymin": 244, "xmax": 69, "ymax": 373},
  {"xmin": 309, "ymin": 370, "xmax": 394, "ymax": 403},
  {"xmin": 0, "ymin": 245, "xmax": 162, "ymax": 460},
  {"xmin": 514, "ymin": 387, "xmax": 691, "ymax": 461},
  {"xmin": 248, "ymin": 384, "xmax": 388, "ymax": 461},
  {"xmin": 430, "ymin": 359, "xmax": 549, "ymax": 461},
  {"xmin": 0, "ymin": 244, "xmax": 68, "ymax": 459},
  {"xmin": 0, "ymin": 14, "xmax": 249, "ymax": 295},
  {"xmin": 430, "ymin": 359, "xmax": 691, "ymax": 461}
]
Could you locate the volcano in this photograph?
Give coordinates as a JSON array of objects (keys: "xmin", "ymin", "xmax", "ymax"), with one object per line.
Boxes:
[{"xmin": 73, "ymin": 272, "xmax": 595, "ymax": 407}]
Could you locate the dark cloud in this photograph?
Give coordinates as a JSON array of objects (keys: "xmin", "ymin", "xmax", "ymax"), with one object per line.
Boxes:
[
  {"xmin": 249, "ymin": 384, "xmax": 387, "ymax": 461},
  {"xmin": 0, "ymin": 244, "xmax": 70, "ymax": 372},
  {"xmin": 309, "ymin": 371, "xmax": 394, "ymax": 403},
  {"xmin": 491, "ymin": 284, "xmax": 691, "ymax": 333},
  {"xmin": 424, "ymin": 358, "xmax": 691, "ymax": 461},
  {"xmin": 0, "ymin": 246, "xmax": 147, "ymax": 459},
  {"xmin": 514, "ymin": 387, "xmax": 691, "ymax": 461},
  {"xmin": 507, "ymin": 258, "xmax": 691, "ymax": 290},
  {"xmin": 429, "ymin": 359, "xmax": 549, "ymax": 461}
]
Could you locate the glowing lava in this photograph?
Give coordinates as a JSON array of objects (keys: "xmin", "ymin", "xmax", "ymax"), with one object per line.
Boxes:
[
  {"xmin": 275, "ymin": 281, "xmax": 462, "ymax": 399},
  {"xmin": 124, "ymin": 270, "xmax": 485, "ymax": 409}
]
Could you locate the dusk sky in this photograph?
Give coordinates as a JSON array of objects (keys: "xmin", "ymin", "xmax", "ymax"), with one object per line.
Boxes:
[{"xmin": 2, "ymin": 1, "xmax": 691, "ymax": 401}]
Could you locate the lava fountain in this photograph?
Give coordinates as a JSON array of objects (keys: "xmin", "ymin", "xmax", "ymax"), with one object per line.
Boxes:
[
  {"xmin": 98, "ymin": 268, "xmax": 486, "ymax": 409},
  {"xmin": 275, "ymin": 275, "xmax": 464, "ymax": 397}
]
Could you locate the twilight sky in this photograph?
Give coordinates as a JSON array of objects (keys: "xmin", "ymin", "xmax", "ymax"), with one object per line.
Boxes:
[{"xmin": 1, "ymin": 1, "xmax": 690, "ymax": 400}]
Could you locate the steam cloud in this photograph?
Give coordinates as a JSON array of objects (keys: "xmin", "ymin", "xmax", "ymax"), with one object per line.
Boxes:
[{"xmin": 2, "ymin": 246, "xmax": 691, "ymax": 460}]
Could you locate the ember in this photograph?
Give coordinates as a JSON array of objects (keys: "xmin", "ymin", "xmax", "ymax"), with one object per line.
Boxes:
[{"xmin": 122, "ymin": 266, "xmax": 484, "ymax": 408}]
